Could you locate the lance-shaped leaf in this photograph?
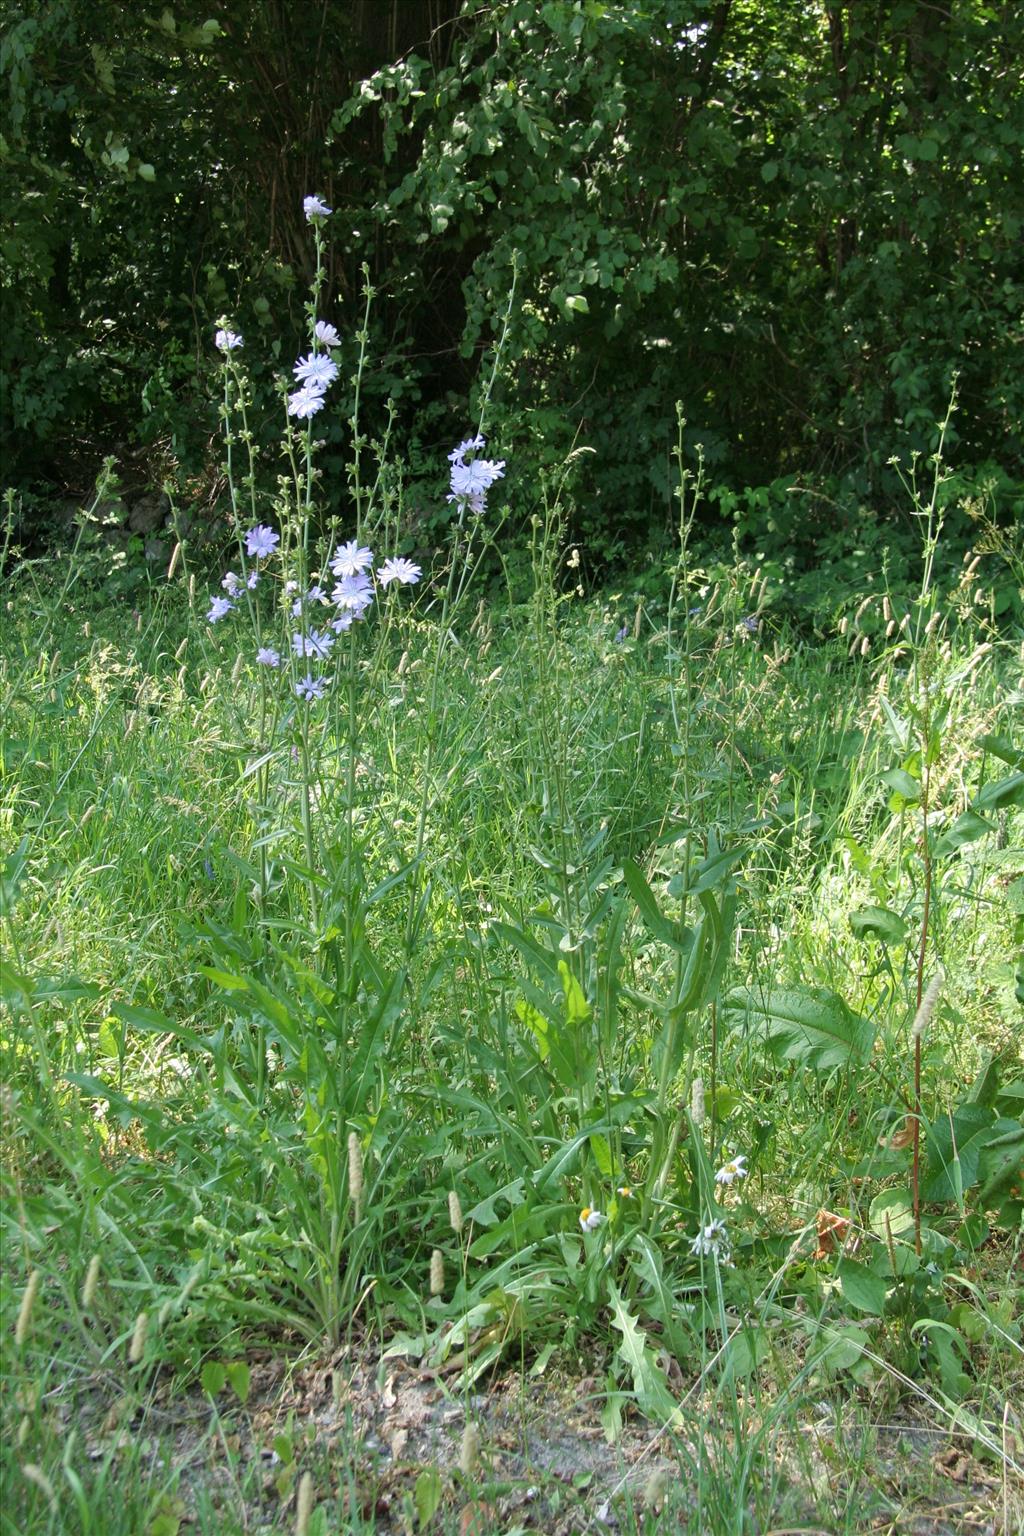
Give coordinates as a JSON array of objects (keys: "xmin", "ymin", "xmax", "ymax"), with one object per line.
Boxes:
[{"xmin": 725, "ymin": 985, "xmax": 874, "ymax": 1069}]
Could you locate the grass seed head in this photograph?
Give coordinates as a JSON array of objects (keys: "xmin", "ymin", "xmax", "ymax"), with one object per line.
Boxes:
[
  {"xmin": 295, "ymin": 1471, "xmax": 315, "ymax": 1536},
  {"xmin": 911, "ymin": 973, "xmax": 943, "ymax": 1042},
  {"xmin": 459, "ymin": 1422, "xmax": 481, "ymax": 1476},
  {"xmin": 644, "ymin": 1467, "xmax": 668, "ymax": 1509},
  {"xmin": 449, "ymin": 1189, "xmax": 464, "ymax": 1235},
  {"xmin": 691, "ymin": 1076, "xmax": 706, "ymax": 1127},
  {"xmin": 15, "ymin": 1269, "xmax": 42, "ymax": 1349},
  {"xmin": 347, "ymin": 1131, "xmax": 364, "ymax": 1206},
  {"xmin": 128, "ymin": 1310, "xmax": 149, "ymax": 1364},
  {"xmin": 430, "ymin": 1249, "xmax": 445, "ymax": 1296},
  {"xmin": 21, "ymin": 1464, "xmax": 56, "ymax": 1508},
  {"xmin": 81, "ymin": 1255, "xmax": 101, "ymax": 1312}
]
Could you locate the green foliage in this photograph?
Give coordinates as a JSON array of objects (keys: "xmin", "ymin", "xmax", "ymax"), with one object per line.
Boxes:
[
  {"xmin": 1, "ymin": 278, "xmax": 1022, "ymax": 1531},
  {"xmin": 5, "ymin": 0, "xmax": 1024, "ymax": 577}
]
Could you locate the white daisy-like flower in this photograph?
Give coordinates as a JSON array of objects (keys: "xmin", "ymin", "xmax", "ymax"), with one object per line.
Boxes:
[
  {"xmin": 330, "ymin": 540, "xmax": 374, "ymax": 578},
  {"xmin": 332, "ymin": 572, "xmax": 374, "ymax": 612},
  {"xmin": 714, "ymin": 1155, "xmax": 748, "ymax": 1186},
  {"xmin": 295, "ymin": 673, "xmax": 326, "ymax": 702},
  {"xmin": 314, "ymin": 320, "xmax": 341, "ymax": 348},
  {"xmin": 293, "ymin": 353, "xmax": 339, "ymax": 390},
  {"xmin": 303, "ymin": 194, "xmax": 332, "ymax": 221},
  {"xmin": 690, "ymin": 1218, "xmax": 731, "ymax": 1262},
  {"xmin": 292, "ymin": 628, "xmax": 334, "ymax": 661},
  {"xmin": 579, "ymin": 1207, "xmax": 605, "ymax": 1233},
  {"xmin": 287, "ymin": 384, "xmax": 326, "ymax": 420},
  {"xmin": 377, "ymin": 556, "xmax": 421, "ymax": 587},
  {"xmin": 448, "ymin": 433, "xmax": 485, "ymax": 465},
  {"xmin": 246, "ymin": 524, "xmax": 279, "ymax": 559}
]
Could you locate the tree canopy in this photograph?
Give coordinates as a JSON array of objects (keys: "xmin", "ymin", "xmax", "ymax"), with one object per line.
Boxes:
[{"xmin": 3, "ymin": 1, "xmax": 1022, "ymax": 553}]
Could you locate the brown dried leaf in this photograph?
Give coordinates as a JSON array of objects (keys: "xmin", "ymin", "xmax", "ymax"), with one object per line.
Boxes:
[
  {"xmin": 813, "ymin": 1209, "xmax": 851, "ymax": 1260},
  {"xmin": 878, "ymin": 1116, "xmax": 915, "ymax": 1150}
]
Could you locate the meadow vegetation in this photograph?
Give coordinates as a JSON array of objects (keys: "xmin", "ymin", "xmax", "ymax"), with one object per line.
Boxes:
[{"xmin": 2, "ymin": 218, "xmax": 1022, "ymax": 1529}]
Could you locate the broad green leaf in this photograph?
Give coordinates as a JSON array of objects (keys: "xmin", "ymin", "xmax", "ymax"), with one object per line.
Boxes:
[
  {"xmin": 978, "ymin": 732, "xmax": 1024, "ymax": 770},
  {"xmin": 225, "ymin": 1361, "xmax": 250, "ymax": 1404},
  {"xmin": 621, "ymin": 859, "xmax": 676, "ymax": 945},
  {"xmin": 201, "ymin": 1361, "xmax": 226, "ymax": 1396},
  {"xmin": 414, "ymin": 1466, "xmax": 442, "ymax": 1528},
  {"xmin": 810, "ymin": 1322, "xmax": 870, "ymax": 1373},
  {"xmin": 0, "ymin": 839, "xmax": 30, "ymax": 916},
  {"xmin": 0, "ymin": 959, "xmax": 33, "ymax": 1008},
  {"xmin": 922, "ymin": 1105, "xmax": 994, "ymax": 1202},
  {"xmin": 199, "ymin": 966, "xmax": 251, "ymax": 991},
  {"xmin": 589, "ymin": 1132, "xmax": 613, "ymax": 1176},
  {"xmin": 719, "ymin": 1326, "xmax": 768, "ymax": 1381},
  {"xmin": 912, "ymin": 1319, "xmax": 970, "ymax": 1398},
  {"xmin": 881, "ymin": 767, "xmax": 921, "ymax": 805},
  {"xmin": 869, "ymin": 1188, "xmax": 913, "ymax": 1239},
  {"xmin": 973, "ymin": 770, "xmax": 1024, "ymax": 812},
  {"xmin": 977, "ymin": 1121, "xmax": 1024, "ymax": 1200},
  {"xmin": 558, "ymin": 959, "xmax": 591, "ymax": 1023},
  {"xmin": 933, "ymin": 810, "xmax": 993, "ymax": 856},
  {"xmin": 514, "ymin": 997, "xmax": 549, "ymax": 1060},
  {"xmin": 838, "ymin": 1259, "xmax": 888, "ymax": 1316},
  {"xmin": 878, "ymin": 696, "xmax": 910, "ymax": 752},
  {"xmin": 725, "ymin": 985, "xmax": 874, "ymax": 1069},
  {"xmin": 147, "ymin": 1515, "xmax": 180, "ymax": 1536},
  {"xmin": 849, "ymin": 905, "xmax": 907, "ymax": 944}
]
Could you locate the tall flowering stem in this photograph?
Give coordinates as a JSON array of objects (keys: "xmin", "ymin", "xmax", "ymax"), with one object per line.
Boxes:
[{"xmin": 402, "ymin": 262, "xmax": 519, "ymax": 953}]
